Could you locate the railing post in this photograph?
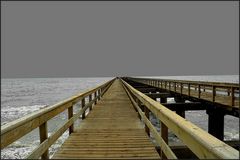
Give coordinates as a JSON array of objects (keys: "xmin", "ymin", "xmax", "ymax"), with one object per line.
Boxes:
[
  {"xmin": 180, "ymin": 83, "xmax": 183, "ymax": 94},
  {"xmin": 227, "ymin": 88, "xmax": 230, "ymax": 96},
  {"xmin": 174, "ymin": 82, "xmax": 176, "ymax": 92},
  {"xmin": 89, "ymin": 94, "xmax": 92, "ymax": 110},
  {"xmin": 231, "ymin": 87, "xmax": 235, "ymax": 106},
  {"xmin": 160, "ymin": 81, "xmax": 162, "ymax": 88},
  {"xmin": 94, "ymin": 91, "xmax": 97, "ymax": 105},
  {"xmin": 97, "ymin": 90, "xmax": 100, "ymax": 100},
  {"xmin": 188, "ymin": 83, "xmax": 190, "ymax": 96},
  {"xmin": 212, "ymin": 86, "xmax": 216, "ymax": 102},
  {"xmin": 198, "ymin": 84, "xmax": 201, "ymax": 98},
  {"xmin": 161, "ymin": 122, "xmax": 168, "ymax": 159},
  {"xmin": 169, "ymin": 82, "xmax": 171, "ymax": 90},
  {"xmin": 82, "ymin": 98, "xmax": 86, "ymax": 119},
  {"xmin": 165, "ymin": 81, "xmax": 167, "ymax": 89},
  {"xmin": 144, "ymin": 106, "xmax": 150, "ymax": 136},
  {"xmin": 68, "ymin": 103, "xmax": 74, "ymax": 135},
  {"xmin": 39, "ymin": 122, "xmax": 49, "ymax": 159},
  {"xmin": 136, "ymin": 99, "xmax": 141, "ymax": 119}
]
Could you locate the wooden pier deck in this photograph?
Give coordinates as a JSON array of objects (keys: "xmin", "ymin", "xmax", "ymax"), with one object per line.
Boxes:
[
  {"xmin": 1, "ymin": 77, "xmax": 239, "ymax": 159},
  {"xmin": 52, "ymin": 80, "xmax": 160, "ymax": 159}
]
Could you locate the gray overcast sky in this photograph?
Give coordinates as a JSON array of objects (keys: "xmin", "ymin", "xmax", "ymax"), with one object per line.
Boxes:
[{"xmin": 1, "ymin": 1, "xmax": 239, "ymax": 78}]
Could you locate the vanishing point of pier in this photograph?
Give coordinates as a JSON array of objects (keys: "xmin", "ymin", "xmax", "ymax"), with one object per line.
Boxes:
[{"xmin": 1, "ymin": 77, "xmax": 239, "ymax": 159}]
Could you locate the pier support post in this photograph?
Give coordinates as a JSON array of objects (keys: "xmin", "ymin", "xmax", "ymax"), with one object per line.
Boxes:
[
  {"xmin": 176, "ymin": 110, "xmax": 185, "ymax": 118},
  {"xmin": 174, "ymin": 97, "xmax": 185, "ymax": 118},
  {"xmin": 161, "ymin": 97, "xmax": 167, "ymax": 103},
  {"xmin": 207, "ymin": 108, "xmax": 225, "ymax": 140}
]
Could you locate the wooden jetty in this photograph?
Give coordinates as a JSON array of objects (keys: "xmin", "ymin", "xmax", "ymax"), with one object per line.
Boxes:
[{"xmin": 1, "ymin": 77, "xmax": 239, "ymax": 159}]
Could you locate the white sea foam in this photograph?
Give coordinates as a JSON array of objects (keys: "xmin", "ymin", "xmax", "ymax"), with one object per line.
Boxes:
[
  {"xmin": 1, "ymin": 105, "xmax": 47, "ymax": 125},
  {"xmin": 1, "ymin": 140, "xmax": 39, "ymax": 159},
  {"xmin": 48, "ymin": 131, "xmax": 69, "ymax": 158}
]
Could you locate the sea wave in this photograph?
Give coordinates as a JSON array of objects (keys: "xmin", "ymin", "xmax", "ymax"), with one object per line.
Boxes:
[{"xmin": 1, "ymin": 105, "xmax": 47, "ymax": 125}]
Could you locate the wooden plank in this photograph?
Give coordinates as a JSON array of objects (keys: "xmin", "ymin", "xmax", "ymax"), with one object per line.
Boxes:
[
  {"xmin": 144, "ymin": 93, "xmax": 171, "ymax": 99},
  {"xmin": 122, "ymin": 83, "xmax": 176, "ymax": 159},
  {"xmin": 161, "ymin": 102, "xmax": 205, "ymax": 111},
  {"xmin": 52, "ymin": 79, "xmax": 160, "ymax": 159},
  {"xmin": 137, "ymin": 88, "xmax": 157, "ymax": 93}
]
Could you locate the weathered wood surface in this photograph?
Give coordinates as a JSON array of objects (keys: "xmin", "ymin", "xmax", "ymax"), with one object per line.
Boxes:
[
  {"xmin": 122, "ymin": 84, "xmax": 176, "ymax": 159},
  {"xmin": 52, "ymin": 79, "xmax": 160, "ymax": 159},
  {"xmin": 173, "ymin": 86, "xmax": 239, "ymax": 108},
  {"xmin": 1, "ymin": 79, "xmax": 114, "ymax": 149},
  {"xmin": 121, "ymin": 79, "xmax": 239, "ymax": 159},
  {"xmin": 129, "ymin": 78, "xmax": 239, "ymax": 109}
]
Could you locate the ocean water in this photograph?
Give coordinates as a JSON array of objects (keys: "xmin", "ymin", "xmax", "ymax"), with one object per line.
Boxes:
[{"xmin": 1, "ymin": 76, "xmax": 239, "ymax": 159}]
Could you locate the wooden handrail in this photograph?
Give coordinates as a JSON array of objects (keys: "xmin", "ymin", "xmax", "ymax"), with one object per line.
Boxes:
[
  {"xmin": 1, "ymin": 78, "xmax": 115, "ymax": 158},
  {"xmin": 127, "ymin": 77, "xmax": 239, "ymax": 108},
  {"xmin": 121, "ymin": 78, "xmax": 239, "ymax": 159},
  {"xmin": 127, "ymin": 77, "xmax": 239, "ymax": 88},
  {"xmin": 121, "ymin": 80, "xmax": 177, "ymax": 159}
]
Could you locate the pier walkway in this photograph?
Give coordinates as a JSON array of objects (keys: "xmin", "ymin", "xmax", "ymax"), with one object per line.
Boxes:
[
  {"xmin": 1, "ymin": 77, "xmax": 239, "ymax": 159},
  {"xmin": 52, "ymin": 79, "xmax": 160, "ymax": 159}
]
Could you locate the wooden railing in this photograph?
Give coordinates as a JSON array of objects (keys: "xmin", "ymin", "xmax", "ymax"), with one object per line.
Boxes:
[
  {"xmin": 1, "ymin": 78, "xmax": 115, "ymax": 159},
  {"xmin": 121, "ymin": 78, "xmax": 239, "ymax": 159},
  {"xmin": 126, "ymin": 77, "xmax": 239, "ymax": 108}
]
